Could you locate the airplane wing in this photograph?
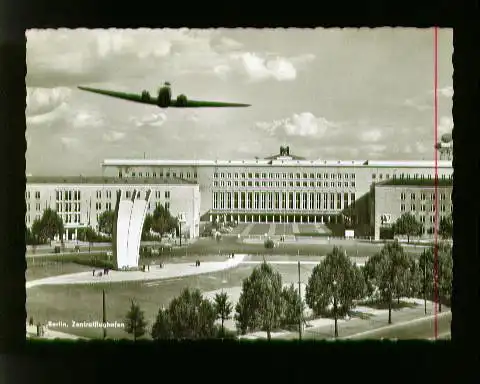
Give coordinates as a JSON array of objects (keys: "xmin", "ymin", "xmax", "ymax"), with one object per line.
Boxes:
[
  {"xmin": 77, "ymin": 86, "xmax": 158, "ymax": 106},
  {"xmin": 169, "ymin": 99, "xmax": 251, "ymax": 108}
]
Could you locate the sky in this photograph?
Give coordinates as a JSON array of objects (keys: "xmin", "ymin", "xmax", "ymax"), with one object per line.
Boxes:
[{"xmin": 25, "ymin": 28, "xmax": 453, "ymax": 176}]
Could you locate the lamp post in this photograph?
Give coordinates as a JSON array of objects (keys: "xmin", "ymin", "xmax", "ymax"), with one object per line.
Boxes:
[{"xmin": 333, "ymin": 280, "xmax": 338, "ymax": 338}]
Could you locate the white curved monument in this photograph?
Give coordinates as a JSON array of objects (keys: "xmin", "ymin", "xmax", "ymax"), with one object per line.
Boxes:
[{"xmin": 113, "ymin": 189, "xmax": 152, "ymax": 269}]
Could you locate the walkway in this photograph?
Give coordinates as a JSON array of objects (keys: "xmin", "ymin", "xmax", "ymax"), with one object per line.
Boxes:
[
  {"xmin": 240, "ymin": 224, "xmax": 255, "ymax": 237},
  {"xmin": 26, "ymin": 254, "xmax": 247, "ymax": 289}
]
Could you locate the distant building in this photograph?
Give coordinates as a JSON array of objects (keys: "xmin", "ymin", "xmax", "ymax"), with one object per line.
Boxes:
[
  {"xmin": 25, "ymin": 176, "xmax": 200, "ymax": 240},
  {"xmin": 101, "ymin": 146, "xmax": 453, "ymax": 227},
  {"xmin": 373, "ymin": 178, "xmax": 453, "ymax": 240}
]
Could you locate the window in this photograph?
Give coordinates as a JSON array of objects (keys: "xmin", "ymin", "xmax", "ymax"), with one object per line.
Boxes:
[
  {"xmin": 221, "ymin": 173, "xmax": 225, "ymax": 178},
  {"xmin": 344, "ymin": 182, "xmax": 348, "ymax": 187},
  {"xmin": 310, "ymin": 173, "xmax": 315, "ymax": 178},
  {"xmin": 410, "ymin": 193, "xmax": 415, "ymax": 200},
  {"xmin": 337, "ymin": 182, "xmax": 342, "ymax": 187},
  {"xmin": 106, "ymin": 190, "xmax": 112, "ymax": 199},
  {"xmin": 165, "ymin": 202, "xmax": 170, "ymax": 211},
  {"xmin": 126, "ymin": 191, "xmax": 131, "ymax": 199},
  {"xmin": 317, "ymin": 173, "xmax": 322, "ymax": 179},
  {"xmin": 372, "ymin": 174, "xmax": 376, "ymax": 179},
  {"xmin": 310, "ymin": 182, "xmax": 315, "ymax": 187},
  {"xmin": 139, "ymin": 172, "xmax": 143, "ymax": 178},
  {"xmin": 303, "ymin": 182, "xmax": 308, "ymax": 187},
  {"xmin": 194, "ymin": 172, "xmax": 197, "ymax": 178},
  {"xmin": 441, "ymin": 193, "xmax": 446, "ymax": 200},
  {"xmin": 421, "ymin": 193, "xmax": 426, "ymax": 200},
  {"xmin": 248, "ymin": 173, "xmax": 253, "ymax": 178},
  {"xmin": 303, "ymin": 173, "xmax": 308, "ymax": 178},
  {"xmin": 351, "ymin": 173, "xmax": 356, "ymax": 179},
  {"xmin": 235, "ymin": 173, "xmax": 239, "ymax": 179},
  {"xmin": 255, "ymin": 173, "xmax": 260, "ymax": 178},
  {"xmin": 36, "ymin": 203, "xmax": 40, "ymax": 211},
  {"xmin": 228, "ymin": 173, "xmax": 232, "ymax": 179},
  {"xmin": 166, "ymin": 172, "xmax": 170, "ymax": 177},
  {"xmin": 165, "ymin": 191, "xmax": 170, "ymax": 199},
  {"xmin": 411, "ymin": 204, "xmax": 416, "ymax": 211},
  {"xmin": 172, "ymin": 172, "xmax": 177, "ymax": 178},
  {"xmin": 35, "ymin": 191, "xmax": 40, "ymax": 199},
  {"xmin": 132, "ymin": 172, "xmax": 136, "ymax": 177},
  {"xmin": 324, "ymin": 182, "xmax": 328, "ymax": 187},
  {"xmin": 179, "ymin": 172, "xmax": 183, "ymax": 179},
  {"xmin": 401, "ymin": 192, "xmax": 406, "ymax": 200},
  {"xmin": 96, "ymin": 190, "xmax": 102, "ymax": 199},
  {"xmin": 96, "ymin": 202, "xmax": 102, "ymax": 210},
  {"xmin": 421, "ymin": 204, "xmax": 426, "ymax": 212},
  {"xmin": 262, "ymin": 173, "xmax": 267, "ymax": 178},
  {"xmin": 118, "ymin": 170, "xmax": 123, "ymax": 178},
  {"xmin": 401, "ymin": 203, "xmax": 405, "ymax": 212},
  {"xmin": 330, "ymin": 182, "xmax": 335, "ymax": 188},
  {"xmin": 186, "ymin": 172, "xmax": 190, "ymax": 178},
  {"xmin": 324, "ymin": 173, "xmax": 328, "ymax": 179},
  {"xmin": 296, "ymin": 173, "xmax": 301, "ymax": 179},
  {"xmin": 351, "ymin": 181, "xmax": 356, "ymax": 187}
]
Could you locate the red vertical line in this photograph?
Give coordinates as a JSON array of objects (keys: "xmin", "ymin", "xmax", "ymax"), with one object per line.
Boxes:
[{"xmin": 433, "ymin": 26, "xmax": 439, "ymax": 339}]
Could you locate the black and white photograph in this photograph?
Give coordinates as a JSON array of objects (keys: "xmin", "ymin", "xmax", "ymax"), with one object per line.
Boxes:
[{"xmin": 25, "ymin": 27, "xmax": 453, "ymax": 341}]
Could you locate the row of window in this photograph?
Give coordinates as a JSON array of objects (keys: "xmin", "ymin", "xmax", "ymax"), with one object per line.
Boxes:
[
  {"xmin": 212, "ymin": 191, "xmax": 355, "ymax": 211},
  {"xmin": 27, "ymin": 189, "xmax": 172, "ymax": 202},
  {"xmin": 376, "ymin": 173, "xmax": 452, "ymax": 181},
  {"xmin": 400, "ymin": 192, "xmax": 451, "ymax": 201},
  {"xmin": 213, "ymin": 180, "xmax": 356, "ymax": 188},
  {"xmin": 122, "ymin": 170, "xmax": 198, "ymax": 179},
  {"xmin": 25, "ymin": 191, "xmax": 41, "ymax": 200},
  {"xmin": 26, "ymin": 201, "xmax": 171, "ymax": 225},
  {"xmin": 213, "ymin": 172, "xmax": 357, "ymax": 180},
  {"xmin": 400, "ymin": 203, "xmax": 452, "ymax": 213}
]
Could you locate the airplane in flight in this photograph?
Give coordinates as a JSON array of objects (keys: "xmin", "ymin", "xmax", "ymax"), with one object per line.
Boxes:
[{"xmin": 77, "ymin": 82, "xmax": 251, "ymax": 108}]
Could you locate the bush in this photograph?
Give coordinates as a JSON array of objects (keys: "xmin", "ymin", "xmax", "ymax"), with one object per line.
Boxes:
[
  {"xmin": 264, "ymin": 239, "xmax": 275, "ymax": 249},
  {"xmin": 380, "ymin": 227, "xmax": 394, "ymax": 240}
]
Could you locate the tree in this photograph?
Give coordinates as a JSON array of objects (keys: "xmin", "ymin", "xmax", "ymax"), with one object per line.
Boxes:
[
  {"xmin": 281, "ymin": 284, "xmax": 305, "ymax": 331},
  {"xmin": 30, "ymin": 208, "xmax": 64, "ymax": 245},
  {"xmin": 124, "ymin": 299, "xmax": 148, "ymax": 341},
  {"xmin": 364, "ymin": 241, "xmax": 413, "ymax": 324},
  {"xmin": 235, "ymin": 261, "xmax": 284, "ymax": 340},
  {"xmin": 439, "ymin": 214, "xmax": 453, "ymax": 240},
  {"xmin": 98, "ymin": 210, "xmax": 115, "ymax": 236},
  {"xmin": 418, "ymin": 242, "xmax": 452, "ymax": 312},
  {"xmin": 151, "ymin": 307, "xmax": 173, "ymax": 340},
  {"xmin": 213, "ymin": 291, "xmax": 233, "ymax": 336},
  {"xmin": 264, "ymin": 238, "xmax": 275, "ymax": 249},
  {"xmin": 305, "ymin": 246, "xmax": 365, "ymax": 319},
  {"xmin": 166, "ymin": 288, "xmax": 217, "ymax": 339},
  {"xmin": 151, "ymin": 204, "xmax": 177, "ymax": 237},
  {"xmin": 393, "ymin": 213, "xmax": 423, "ymax": 243}
]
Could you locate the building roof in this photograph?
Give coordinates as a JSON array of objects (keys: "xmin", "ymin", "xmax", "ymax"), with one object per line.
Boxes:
[
  {"xmin": 26, "ymin": 176, "xmax": 197, "ymax": 186},
  {"xmin": 102, "ymin": 158, "xmax": 453, "ymax": 168},
  {"xmin": 376, "ymin": 178, "xmax": 453, "ymax": 187}
]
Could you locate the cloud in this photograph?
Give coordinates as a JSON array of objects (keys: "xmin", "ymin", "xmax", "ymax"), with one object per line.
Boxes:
[
  {"xmin": 438, "ymin": 116, "xmax": 453, "ymax": 135},
  {"xmin": 359, "ymin": 129, "xmax": 383, "ymax": 142},
  {"xmin": 71, "ymin": 110, "xmax": 105, "ymax": 129},
  {"xmin": 129, "ymin": 112, "xmax": 167, "ymax": 128},
  {"xmin": 26, "ymin": 87, "xmax": 71, "ymax": 117},
  {"xmin": 438, "ymin": 85, "xmax": 453, "ymax": 98},
  {"xmin": 256, "ymin": 112, "xmax": 336, "ymax": 138},
  {"xmin": 102, "ymin": 130, "xmax": 126, "ymax": 143},
  {"xmin": 235, "ymin": 53, "xmax": 296, "ymax": 81},
  {"xmin": 26, "ymin": 29, "xmax": 315, "ymax": 88}
]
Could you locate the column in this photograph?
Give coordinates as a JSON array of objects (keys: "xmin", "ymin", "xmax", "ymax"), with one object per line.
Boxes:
[
  {"xmin": 65, "ymin": 228, "xmax": 69, "ymax": 241},
  {"xmin": 74, "ymin": 228, "xmax": 78, "ymax": 239},
  {"xmin": 272, "ymin": 216, "xmax": 275, "ymax": 223},
  {"xmin": 237, "ymin": 214, "xmax": 240, "ymax": 223},
  {"xmin": 216, "ymin": 215, "xmax": 220, "ymax": 222},
  {"xmin": 251, "ymin": 215, "xmax": 254, "ymax": 222},
  {"xmin": 314, "ymin": 216, "xmax": 317, "ymax": 223},
  {"xmin": 230, "ymin": 215, "xmax": 233, "ymax": 222},
  {"xmin": 300, "ymin": 216, "xmax": 303, "ymax": 223},
  {"xmin": 209, "ymin": 214, "xmax": 212, "ymax": 222}
]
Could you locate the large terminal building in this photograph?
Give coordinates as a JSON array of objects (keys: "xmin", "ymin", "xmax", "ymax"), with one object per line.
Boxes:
[{"xmin": 26, "ymin": 135, "xmax": 453, "ymax": 241}]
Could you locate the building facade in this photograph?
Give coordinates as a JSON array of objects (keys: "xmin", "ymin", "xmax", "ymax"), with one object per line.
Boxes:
[
  {"xmin": 101, "ymin": 146, "xmax": 453, "ymax": 226},
  {"xmin": 25, "ymin": 176, "xmax": 201, "ymax": 240},
  {"xmin": 373, "ymin": 179, "xmax": 453, "ymax": 240}
]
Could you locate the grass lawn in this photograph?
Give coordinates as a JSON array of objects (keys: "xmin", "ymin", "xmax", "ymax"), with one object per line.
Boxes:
[
  {"xmin": 174, "ymin": 237, "xmax": 425, "ymax": 258},
  {"xmin": 26, "ymin": 262, "xmax": 94, "ymax": 281},
  {"xmin": 363, "ymin": 312, "xmax": 451, "ymax": 339},
  {"xmin": 27, "ymin": 263, "xmax": 317, "ymax": 340}
]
